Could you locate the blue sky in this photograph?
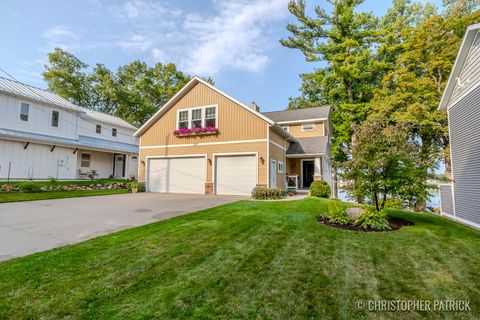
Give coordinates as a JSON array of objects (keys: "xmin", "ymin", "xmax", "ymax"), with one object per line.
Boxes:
[{"xmin": 0, "ymin": 0, "xmax": 441, "ymax": 113}]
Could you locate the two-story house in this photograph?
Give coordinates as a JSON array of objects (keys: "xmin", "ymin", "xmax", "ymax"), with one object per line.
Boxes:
[
  {"xmin": 135, "ymin": 76, "xmax": 333, "ymax": 195},
  {"xmin": 0, "ymin": 76, "xmax": 139, "ymax": 180}
]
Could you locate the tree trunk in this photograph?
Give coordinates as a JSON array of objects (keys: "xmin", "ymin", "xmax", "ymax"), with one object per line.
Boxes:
[
  {"xmin": 374, "ymin": 192, "xmax": 380, "ymax": 211},
  {"xmin": 444, "ymin": 146, "xmax": 452, "ymax": 180}
]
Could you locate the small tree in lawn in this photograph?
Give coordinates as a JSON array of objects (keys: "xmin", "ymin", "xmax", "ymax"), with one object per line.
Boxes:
[{"xmin": 342, "ymin": 114, "xmax": 434, "ymax": 211}]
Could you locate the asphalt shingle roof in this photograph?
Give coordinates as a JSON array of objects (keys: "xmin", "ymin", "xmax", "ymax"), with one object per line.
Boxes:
[
  {"xmin": 262, "ymin": 106, "xmax": 330, "ymax": 123},
  {"xmin": 286, "ymin": 136, "xmax": 329, "ymax": 155}
]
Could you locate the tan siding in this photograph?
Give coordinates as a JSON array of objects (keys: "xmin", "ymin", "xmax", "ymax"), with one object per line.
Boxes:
[
  {"xmin": 139, "ymin": 141, "xmax": 267, "ymax": 185},
  {"xmin": 269, "ymin": 128, "xmax": 285, "ymax": 145},
  {"xmin": 141, "ymin": 82, "xmax": 267, "ymax": 146},
  {"xmin": 269, "ymin": 143, "xmax": 285, "ymax": 189},
  {"xmin": 288, "ymin": 122, "xmax": 324, "ymax": 138},
  {"xmin": 287, "ymin": 158, "xmax": 301, "ymax": 176}
]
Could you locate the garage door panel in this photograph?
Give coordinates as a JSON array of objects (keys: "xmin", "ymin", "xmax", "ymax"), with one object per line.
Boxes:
[
  {"xmin": 216, "ymin": 155, "xmax": 256, "ymax": 195},
  {"xmin": 148, "ymin": 157, "xmax": 205, "ymax": 194}
]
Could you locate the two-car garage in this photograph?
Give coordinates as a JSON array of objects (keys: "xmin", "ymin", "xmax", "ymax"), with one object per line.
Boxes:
[{"xmin": 146, "ymin": 154, "xmax": 257, "ymax": 195}]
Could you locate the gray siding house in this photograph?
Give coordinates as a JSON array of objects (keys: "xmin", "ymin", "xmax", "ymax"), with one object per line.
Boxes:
[{"xmin": 439, "ymin": 23, "xmax": 480, "ymax": 229}]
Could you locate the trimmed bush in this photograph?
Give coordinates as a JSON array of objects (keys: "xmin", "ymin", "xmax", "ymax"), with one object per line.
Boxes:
[
  {"xmin": 310, "ymin": 180, "xmax": 331, "ymax": 198},
  {"xmin": 354, "ymin": 207, "xmax": 391, "ymax": 230},
  {"xmin": 251, "ymin": 187, "xmax": 287, "ymax": 200},
  {"xmin": 138, "ymin": 182, "xmax": 146, "ymax": 193},
  {"xmin": 18, "ymin": 182, "xmax": 42, "ymax": 193},
  {"xmin": 383, "ymin": 197, "xmax": 405, "ymax": 210},
  {"xmin": 327, "ymin": 199, "xmax": 350, "ymax": 225}
]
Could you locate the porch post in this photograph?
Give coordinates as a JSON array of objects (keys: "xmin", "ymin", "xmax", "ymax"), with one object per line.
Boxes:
[{"xmin": 313, "ymin": 157, "xmax": 322, "ymax": 181}]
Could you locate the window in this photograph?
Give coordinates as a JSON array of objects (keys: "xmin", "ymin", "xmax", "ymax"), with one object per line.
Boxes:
[
  {"xmin": 51, "ymin": 111, "xmax": 59, "ymax": 127},
  {"xmin": 81, "ymin": 153, "xmax": 91, "ymax": 168},
  {"xmin": 278, "ymin": 161, "xmax": 284, "ymax": 173},
  {"xmin": 96, "ymin": 124, "xmax": 101, "ymax": 134},
  {"xmin": 281, "ymin": 125, "xmax": 289, "ymax": 132},
  {"xmin": 20, "ymin": 103, "xmax": 29, "ymax": 121},
  {"xmin": 177, "ymin": 106, "xmax": 217, "ymax": 129},
  {"xmin": 178, "ymin": 110, "xmax": 189, "ymax": 129},
  {"xmin": 191, "ymin": 109, "xmax": 202, "ymax": 128},
  {"xmin": 112, "ymin": 128, "xmax": 117, "ymax": 137},
  {"xmin": 301, "ymin": 123, "xmax": 315, "ymax": 131},
  {"xmin": 205, "ymin": 107, "xmax": 216, "ymax": 127}
]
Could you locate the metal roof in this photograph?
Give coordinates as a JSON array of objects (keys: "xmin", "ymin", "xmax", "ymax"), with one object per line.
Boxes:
[
  {"xmin": 0, "ymin": 76, "xmax": 137, "ymax": 130},
  {"xmin": 0, "ymin": 128, "xmax": 138, "ymax": 154},
  {"xmin": 263, "ymin": 106, "xmax": 330, "ymax": 123},
  {"xmin": 286, "ymin": 136, "xmax": 329, "ymax": 155}
]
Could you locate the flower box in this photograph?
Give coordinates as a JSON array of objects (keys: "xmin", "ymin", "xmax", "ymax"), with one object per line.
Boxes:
[{"xmin": 173, "ymin": 127, "xmax": 219, "ymax": 136}]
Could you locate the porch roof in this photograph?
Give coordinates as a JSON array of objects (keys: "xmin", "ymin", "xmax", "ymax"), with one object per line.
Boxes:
[{"xmin": 286, "ymin": 136, "xmax": 329, "ymax": 156}]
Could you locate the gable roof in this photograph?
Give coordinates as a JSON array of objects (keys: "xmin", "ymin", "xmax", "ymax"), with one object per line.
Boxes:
[
  {"xmin": 439, "ymin": 23, "xmax": 480, "ymax": 110},
  {"xmin": 0, "ymin": 76, "xmax": 137, "ymax": 130},
  {"xmin": 286, "ymin": 136, "xmax": 329, "ymax": 156},
  {"xmin": 262, "ymin": 106, "xmax": 330, "ymax": 123},
  {"xmin": 134, "ymin": 76, "xmax": 284, "ymax": 137}
]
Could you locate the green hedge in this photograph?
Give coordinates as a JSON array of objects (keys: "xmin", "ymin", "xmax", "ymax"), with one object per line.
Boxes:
[
  {"xmin": 310, "ymin": 180, "xmax": 331, "ymax": 198},
  {"xmin": 251, "ymin": 187, "xmax": 287, "ymax": 200}
]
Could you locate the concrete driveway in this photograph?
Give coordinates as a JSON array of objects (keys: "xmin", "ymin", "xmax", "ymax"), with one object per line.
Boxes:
[{"xmin": 0, "ymin": 193, "xmax": 244, "ymax": 261}]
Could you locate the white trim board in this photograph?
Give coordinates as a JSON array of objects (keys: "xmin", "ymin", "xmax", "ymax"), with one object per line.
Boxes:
[
  {"xmin": 212, "ymin": 152, "xmax": 259, "ymax": 195},
  {"xmin": 441, "ymin": 212, "xmax": 480, "ymax": 231},
  {"xmin": 140, "ymin": 139, "xmax": 268, "ymax": 149},
  {"xmin": 276, "ymin": 118, "xmax": 327, "ymax": 125},
  {"xmin": 269, "ymin": 140, "xmax": 286, "ymax": 151}
]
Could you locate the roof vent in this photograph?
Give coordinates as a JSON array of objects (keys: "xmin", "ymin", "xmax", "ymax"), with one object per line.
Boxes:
[{"xmin": 249, "ymin": 102, "xmax": 260, "ymax": 112}]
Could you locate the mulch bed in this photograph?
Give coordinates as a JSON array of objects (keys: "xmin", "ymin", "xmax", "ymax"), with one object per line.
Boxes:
[{"xmin": 316, "ymin": 216, "xmax": 413, "ymax": 232}]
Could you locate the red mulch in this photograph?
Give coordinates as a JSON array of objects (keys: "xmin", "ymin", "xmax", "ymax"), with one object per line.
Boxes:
[{"xmin": 316, "ymin": 216, "xmax": 413, "ymax": 232}]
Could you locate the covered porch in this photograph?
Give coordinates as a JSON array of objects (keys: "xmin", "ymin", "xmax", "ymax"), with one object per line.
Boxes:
[{"xmin": 284, "ymin": 136, "xmax": 329, "ymax": 190}]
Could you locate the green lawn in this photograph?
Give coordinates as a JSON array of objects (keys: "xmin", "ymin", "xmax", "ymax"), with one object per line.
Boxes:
[
  {"xmin": 0, "ymin": 189, "xmax": 128, "ymax": 203},
  {"xmin": 0, "ymin": 178, "xmax": 128, "ymax": 186},
  {"xmin": 0, "ymin": 198, "xmax": 479, "ymax": 319}
]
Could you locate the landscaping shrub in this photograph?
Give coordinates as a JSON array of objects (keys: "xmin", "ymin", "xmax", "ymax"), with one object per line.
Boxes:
[
  {"xmin": 251, "ymin": 187, "xmax": 287, "ymax": 200},
  {"xmin": 18, "ymin": 182, "xmax": 42, "ymax": 193},
  {"xmin": 310, "ymin": 180, "xmax": 331, "ymax": 198},
  {"xmin": 138, "ymin": 182, "xmax": 146, "ymax": 192},
  {"xmin": 327, "ymin": 199, "xmax": 350, "ymax": 225},
  {"xmin": 383, "ymin": 197, "xmax": 405, "ymax": 210},
  {"xmin": 354, "ymin": 207, "xmax": 391, "ymax": 230}
]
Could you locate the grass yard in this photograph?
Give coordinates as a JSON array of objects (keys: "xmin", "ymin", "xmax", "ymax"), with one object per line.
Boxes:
[
  {"xmin": 0, "ymin": 178, "xmax": 128, "ymax": 186},
  {"xmin": 0, "ymin": 198, "xmax": 479, "ymax": 319},
  {"xmin": 0, "ymin": 189, "xmax": 128, "ymax": 203}
]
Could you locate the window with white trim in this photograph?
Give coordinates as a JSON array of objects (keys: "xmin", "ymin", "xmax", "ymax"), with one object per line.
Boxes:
[
  {"xmin": 177, "ymin": 106, "xmax": 217, "ymax": 129},
  {"xmin": 96, "ymin": 124, "xmax": 102, "ymax": 134},
  {"xmin": 51, "ymin": 111, "xmax": 59, "ymax": 127},
  {"xmin": 81, "ymin": 153, "xmax": 91, "ymax": 168},
  {"xmin": 178, "ymin": 110, "xmax": 189, "ymax": 128},
  {"xmin": 20, "ymin": 103, "xmax": 29, "ymax": 121},
  {"xmin": 301, "ymin": 123, "xmax": 315, "ymax": 131},
  {"xmin": 112, "ymin": 128, "xmax": 117, "ymax": 137},
  {"xmin": 278, "ymin": 161, "xmax": 284, "ymax": 173},
  {"xmin": 191, "ymin": 108, "xmax": 202, "ymax": 128},
  {"xmin": 205, "ymin": 107, "xmax": 216, "ymax": 127},
  {"xmin": 281, "ymin": 125, "xmax": 289, "ymax": 132}
]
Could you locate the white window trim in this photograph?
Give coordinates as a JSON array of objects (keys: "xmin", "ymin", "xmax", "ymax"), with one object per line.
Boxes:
[
  {"xmin": 20, "ymin": 102, "xmax": 29, "ymax": 122},
  {"xmin": 278, "ymin": 161, "xmax": 284, "ymax": 173},
  {"xmin": 176, "ymin": 104, "xmax": 218, "ymax": 130},
  {"xmin": 80, "ymin": 153, "xmax": 91, "ymax": 168},
  {"xmin": 96, "ymin": 124, "xmax": 102, "ymax": 134},
  {"xmin": 270, "ymin": 159, "xmax": 277, "ymax": 188},
  {"xmin": 51, "ymin": 110, "xmax": 59, "ymax": 127},
  {"xmin": 301, "ymin": 123, "xmax": 315, "ymax": 132}
]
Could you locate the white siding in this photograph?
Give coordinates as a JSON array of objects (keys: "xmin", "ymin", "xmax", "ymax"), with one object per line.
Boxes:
[
  {"xmin": 76, "ymin": 150, "xmax": 114, "ymax": 179},
  {"xmin": 451, "ymin": 31, "xmax": 480, "ymax": 103},
  {"xmin": 0, "ymin": 139, "xmax": 77, "ymax": 180},
  {"xmin": 439, "ymin": 184, "xmax": 454, "ymax": 216},
  {"xmin": 78, "ymin": 118, "xmax": 138, "ymax": 145},
  {"xmin": 0, "ymin": 94, "xmax": 78, "ymax": 139}
]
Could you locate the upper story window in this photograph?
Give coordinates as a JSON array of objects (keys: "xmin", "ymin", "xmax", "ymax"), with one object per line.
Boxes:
[
  {"xmin": 96, "ymin": 124, "xmax": 102, "ymax": 134},
  {"xmin": 178, "ymin": 110, "xmax": 189, "ymax": 129},
  {"xmin": 20, "ymin": 103, "xmax": 29, "ymax": 121},
  {"xmin": 301, "ymin": 123, "xmax": 315, "ymax": 131},
  {"xmin": 112, "ymin": 128, "xmax": 117, "ymax": 137},
  {"xmin": 191, "ymin": 109, "xmax": 202, "ymax": 128},
  {"xmin": 281, "ymin": 125, "xmax": 289, "ymax": 132},
  {"xmin": 51, "ymin": 111, "xmax": 59, "ymax": 127},
  {"xmin": 177, "ymin": 105, "xmax": 217, "ymax": 129}
]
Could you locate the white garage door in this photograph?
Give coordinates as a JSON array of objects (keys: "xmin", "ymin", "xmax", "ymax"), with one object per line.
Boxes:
[
  {"xmin": 148, "ymin": 157, "xmax": 205, "ymax": 194},
  {"xmin": 215, "ymin": 155, "xmax": 256, "ymax": 195}
]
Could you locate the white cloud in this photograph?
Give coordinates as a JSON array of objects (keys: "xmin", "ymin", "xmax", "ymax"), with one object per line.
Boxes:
[
  {"xmin": 118, "ymin": 35, "xmax": 153, "ymax": 52},
  {"xmin": 42, "ymin": 25, "xmax": 80, "ymax": 50},
  {"xmin": 109, "ymin": 0, "xmax": 169, "ymax": 21},
  {"xmin": 153, "ymin": 0, "xmax": 289, "ymax": 75}
]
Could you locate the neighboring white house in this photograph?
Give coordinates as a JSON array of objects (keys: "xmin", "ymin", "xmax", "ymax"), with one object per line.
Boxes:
[
  {"xmin": 439, "ymin": 23, "xmax": 480, "ymax": 229},
  {"xmin": 0, "ymin": 76, "xmax": 139, "ymax": 180}
]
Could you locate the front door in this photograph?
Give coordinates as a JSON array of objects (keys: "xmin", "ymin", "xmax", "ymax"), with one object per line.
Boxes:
[
  {"xmin": 114, "ymin": 154, "xmax": 125, "ymax": 178},
  {"xmin": 302, "ymin": 160, "xmax": 314, "ymax": 188}
]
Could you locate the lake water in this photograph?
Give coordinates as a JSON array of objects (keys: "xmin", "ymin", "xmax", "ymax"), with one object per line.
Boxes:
[{"xmin": 337, "ymin": 188, "xmax": 440, "ymax": 209}]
